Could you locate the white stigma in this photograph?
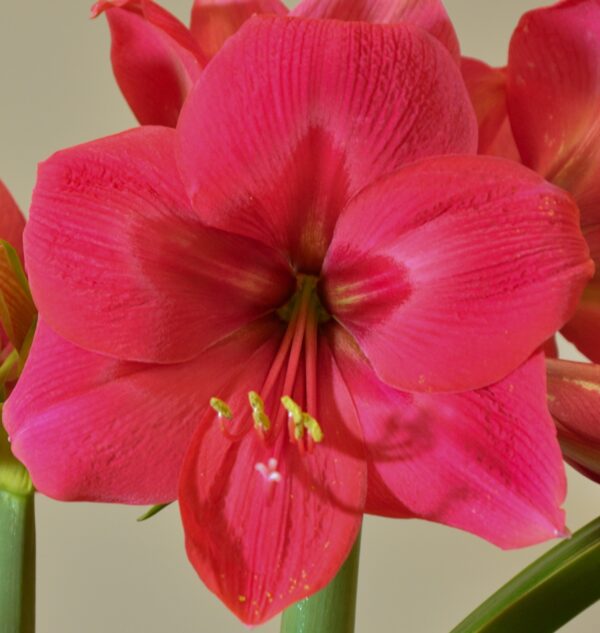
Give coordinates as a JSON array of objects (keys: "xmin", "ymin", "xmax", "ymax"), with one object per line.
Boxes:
[{"xmin": 255, "ymin": 458, "xmax": 282, "ymax": 483}]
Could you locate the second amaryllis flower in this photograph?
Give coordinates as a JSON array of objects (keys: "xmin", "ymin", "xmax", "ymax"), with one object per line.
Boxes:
[{"xmin": 4, "ymin": 16, "xmax": 593, "ymax": 624}]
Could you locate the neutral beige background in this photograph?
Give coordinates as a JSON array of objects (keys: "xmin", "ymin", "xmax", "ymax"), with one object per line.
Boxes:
[{"xmin": 1, "ymin": 1, "xmax": 599, "ymax": 631}]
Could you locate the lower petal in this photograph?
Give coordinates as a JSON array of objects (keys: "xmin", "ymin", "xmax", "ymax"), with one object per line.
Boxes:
[
  {"xmin": 179, "ymin": 336, "xmax": 366, "ymax": 624},
  {"xmin": 547, "ymin": 358, "xmax": 600, "ymax": 484},
  {"xmin": 561, "ymin": 279, "xmax": 600, "ymax": 362},
  {"xmin": 329, "ymin": 325, "xmax": 566, "ymax": 549},
  {"xmin": 3, "ymin": 318, "xmax": 279, "ymax": 504}
]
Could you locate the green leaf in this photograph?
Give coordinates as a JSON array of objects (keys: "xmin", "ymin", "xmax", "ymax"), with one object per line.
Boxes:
[
  {"xmin": 136, "ymin": 502, "xmax": 172, "ymax": 522},
  {"xmin": 280, "ymin": 530, "xmax": 361, "ymax": 633},
  {"xmin": 450, "ymin": 516, "xmax": 600, "ymax": 633}
]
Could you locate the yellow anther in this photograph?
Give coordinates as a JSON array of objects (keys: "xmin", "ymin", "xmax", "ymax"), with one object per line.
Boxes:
[
  {"xmin": 281, "ymin": 395, "xmax": 302, "ymax": 424},
  {"xmin": 303, "ymin": 413, "xmax": 324, "ymax": 443},
  {"xmin": 210, "ymin": 397, "xmax": 232, "ymax": 420},
  {"xmin": 252, "ymin": 408, "xmax": 271, "ymax": 431},
  {"xmin": 248, "ymin": 390, "xmax": 265, "ymax": 412}
]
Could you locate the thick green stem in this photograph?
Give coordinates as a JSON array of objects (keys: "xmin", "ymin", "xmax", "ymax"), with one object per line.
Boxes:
[
  {"xmin": 280, "ymin": 531, "xmax": 361, "ymax": 633},
  {"xmin": 450, "ymin": 516, "xmax": 600, "ymax": 633},
  {"xmin": 0, "ymin": 492, "xmax": 35, "ymax": 633}
]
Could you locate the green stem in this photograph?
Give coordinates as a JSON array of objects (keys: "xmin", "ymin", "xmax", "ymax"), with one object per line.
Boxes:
[
  {"xmin": 450, "ymin": 516, "xmax": 600, "ymax": 633},
  {"xmin": 280, "ymin": 531, "xmax": 361, "ymax": 633},
  {"xmin": 0, "ymin": 491, "xmax": 35, "ymax": 633}
]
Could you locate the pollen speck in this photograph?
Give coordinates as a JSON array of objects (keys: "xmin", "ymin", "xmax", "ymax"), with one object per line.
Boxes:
[{"xmin": 238, "ymin": 595, "xmax": 246, "ymax": 603}]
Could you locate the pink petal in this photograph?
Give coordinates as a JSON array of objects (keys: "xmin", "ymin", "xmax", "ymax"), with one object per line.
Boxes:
[
  {"xmin": 0, "ymin": 181, "xmax": 25, "ymax": 261},
  {"xmin": 323, "ymin": 154, "xmax": 593, "ymax": 393},
  {"xmin": 292, "ymin": 0, "xmax": 459, "ymax": 61},
  {"xmin": 26, "ymin": 126, "xmax": 293, "ymax": 363},
  {"xmin": 460, "ymin": 57, "xmax": 520, "ymax": 161},
  {"xmin": 179, "ymin": 334, "xmax": 366, "ymax": 624},
  {"xmin": 547, "ymin": 358, "xmax": 600, "ymax": 483},
  {"xmin": 177, "ymin": 16, "xmax": 476, "ymax": 271},
  {"xmin": 330, "ymin": 324, "xmax": 566, "ymax": 548},
  {"xmin": 190, "ymin": 0, "xmax": 288, "ymax": 60},
  {"xmin": 507, "ymin": 0, "xmax": 600, "ymax": 232},
  {"xmin": 93, "ymin": 0, "xmax": 206, "ymax": 126},
  {"xmin": 3, "ymin": 318, "xmax": 279, "ymax": 503},
  {"xmin": 561, "ymin": 278, "xmax": 600, "ymax": 362}
]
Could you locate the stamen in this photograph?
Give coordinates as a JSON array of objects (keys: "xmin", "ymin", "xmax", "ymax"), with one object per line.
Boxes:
[
  {"xmin": 210, "ymin": 397, "xmax": 232, "ymax": 420},
  {"xmin": 280, "ymin": 395, "xmax": 324, "ymax": 444},
  {"xmin": 249, "ymin": 390, "xmax": 272, "ymax": 431}
]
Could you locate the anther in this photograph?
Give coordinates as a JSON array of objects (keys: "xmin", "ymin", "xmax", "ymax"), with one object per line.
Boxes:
[
  {"xmin": 249, "ymin": 391, "xmax": 265, "ymax": 412},
  {"xmin": 210, "ymin": 397, "xmax": 232, "ymax": 420},
  {"xmin": 303, "ymin": 413, "xmax": 324, "ymax": 443}
]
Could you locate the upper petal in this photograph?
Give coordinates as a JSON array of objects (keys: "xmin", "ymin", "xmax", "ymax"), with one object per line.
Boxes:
[
  {"xmin": 3, "ymin": 318, "xmax": 279, "ymax": 503},
  {"xmin": 322, "ymin": 154, "xmax": 593, "ymax": 393},
  {"xmin": 26, "ymin": 126, "xmax": 293, "ymax": 363},
  {"xmin": 292, "ymin": 0, "xmax": 459, "ymax": 61},
  {"xmin": 330, "ymin": 325, "xmax": 567, "ymax": 549},
  {"xmin": 547, "ymin": 358, "xmax": 600, "ymax": 483},
  {"xmin": 179, "ymin": 335, "xmax": 366, "ymax": 624},
  {"xmin": 507, "ymin": 0, "xmax": 600, "ymax": 232},
  {"xmin": 190, "ymin": 0, "xmax": 288, "ymax": 59},
  {"xmin": 177, "ymin": 15, "xmax": 476, "ymax": 271},
  {"xmin": 460, "ymin": 57, "xmax": 520, "ymax": 161},
  {"xmin": 0, "ymin": 181, "xmax": 25, "ymax": 261},
  {"xmin": 93, "ymin": 0, "xmax": 207, "ymax": 126}
]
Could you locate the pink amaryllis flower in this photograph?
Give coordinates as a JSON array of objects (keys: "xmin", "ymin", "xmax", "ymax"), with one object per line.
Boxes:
[
  {"xmin": 461, "ymin": 0, "xmax": 600, "ymax": 362},
  {"xmin": 92, "ymin": 0, "xmax": 458, "ymax": 126},
  {"xmin": 4, "ymin": 17, "xmax": 594, "ymax": 624},
  {"xmin": 0, "ymin": 181, "xmax": 35, "ymax": 496},
  {"xmin": 547, "ymin": 359, "xmax": 600, "ymax": 483}
]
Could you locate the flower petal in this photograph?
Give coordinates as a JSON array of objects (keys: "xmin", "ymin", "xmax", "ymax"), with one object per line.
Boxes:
[
  {"xmin": 330, "ymin": 325, "xmax": 566, "ymax": 548},
  {"xmin": 25, "ymin": 126, "xmax": 293, "ymax": 363},
  {"xmin": 3, "ymin": 318, "xmax": 279, "ymax": 503},
  {"xmin": 547, "ymin": 358, "xmax": 600, "ymax": 483},
  {"xmin": 179, "ymin": 335, "xmax": 366, "ymax": 624},
  {"xmin": 507, "ymin": 0, "xmax": 600, "ymax": 230},
  {"xmin": 561, "ymin": 278, "xmax": 600, "ymax": 362},
  {"xmin": 292, "ymin": 0, "xmax": 459, "ymax": 60},
  {"xmin": 323, "ymin": 154, "xmax": 593, "ymax": 393},
  {"xmin": 460, "ymin": 57, "xmax": 520, "ymax": 161},
  {"xmin": 0, "ymin": 181, "xmax": 25, "ymax": 261},
  {"xmin": 190, "ymin": 0, "xmax": 288, "ymax": 60},
  {"xmin": 92, "ymin": 0, "xmax": 206, "ymax": 126},
  {"xmin": 177, "ymin": 15, "xmax": 476, "ymax": 271}
]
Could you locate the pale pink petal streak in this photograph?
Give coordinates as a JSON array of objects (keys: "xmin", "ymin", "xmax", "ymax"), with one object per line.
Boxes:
[
  {"xmin": 177, "ymin": 16, "xmax": 476, "ymax": 271},
  {"xmin": 3, "ymin": 318, "xmax": 279, "ymax": 503},
  {"xmin": 330, "ymin": 325, "xmax": 566, "ymax": 548},
  {"xmin": 323, "ymin": 155, "xmax": 593, "ymax": 392},
  {"xmin": 25, "ymin": 127, "xmax": 293, "ymax": 364},
  {"xmin": 180, "ymin": 337, "xmax": 366, "ymax": 624}
]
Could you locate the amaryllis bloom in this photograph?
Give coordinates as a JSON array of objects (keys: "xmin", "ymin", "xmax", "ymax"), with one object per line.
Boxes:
[
  {"xmin": 92, "ymin": 0, "xmax": 458, "ymax": 126},
  {"xmin": 547, "ymin": 359, "xmax": 600, "ymax": 483},
  {"xmin": 4, "ymin": 17, "xmax": 594, "ymax": 624},
  {"xmin": 0, "ymin": 181, "xmax": 34, "ymax": 496},
  {"xmin": 461, "ymin": 0, "xmax": 600, "ymax": 362}
]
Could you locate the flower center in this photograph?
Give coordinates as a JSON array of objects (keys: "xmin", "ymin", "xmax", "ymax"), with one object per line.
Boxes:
[{"xmin": 209, "ymin": 275, "xmax": 329, "ymax": 462}]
